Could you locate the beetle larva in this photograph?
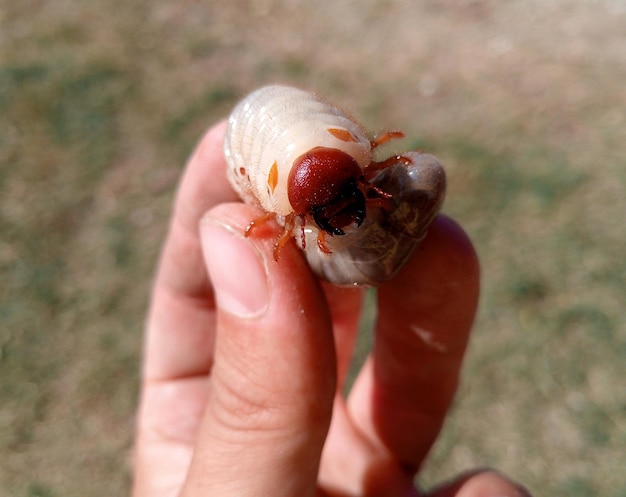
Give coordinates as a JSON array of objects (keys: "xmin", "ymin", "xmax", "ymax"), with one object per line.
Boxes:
[{"xmin": 223, "ymin": 85, "xmax": 446, "ymax": 286}]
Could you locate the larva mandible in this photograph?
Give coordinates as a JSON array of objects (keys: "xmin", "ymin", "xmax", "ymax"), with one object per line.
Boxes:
[{"xmin": 223, "ymin": 85, "xmax": 446, "ymax": 286}]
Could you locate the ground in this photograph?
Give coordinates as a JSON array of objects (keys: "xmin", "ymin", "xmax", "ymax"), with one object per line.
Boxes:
[{"xmin": 1, "ymin": 0, "xmax": 625, "ymax": 495}]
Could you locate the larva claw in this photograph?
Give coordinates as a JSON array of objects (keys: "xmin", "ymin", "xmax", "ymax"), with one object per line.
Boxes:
[{"xmin": 370, "ymin": 130, "xmax": 404, "ymax": 148}]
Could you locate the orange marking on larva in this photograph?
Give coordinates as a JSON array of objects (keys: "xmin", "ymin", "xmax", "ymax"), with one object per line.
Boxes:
[
  {"xmin": 268, "ymin": 161, "xmax": 279, "ymax": 193},
  {"xmin": 239, "ymin": 166, "xmax": 246, "ymax": 175},
  {"xmin": 327, "ymin": 127, "xmax": 357, "ymax": 142}
]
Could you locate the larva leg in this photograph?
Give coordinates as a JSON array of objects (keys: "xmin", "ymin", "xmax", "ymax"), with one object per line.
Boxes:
[
  {"xmin": 356, "ymin": 177, "xmax": 394, "ymax": 211},
  {"xmin": 316, "ymin": 230, "xmax": 332, "ymax": 254},
  {"xmin": 364, "ymin": 154, "xmax": 414, "ymax": 180},
  {"xmin": 245, "ymin": 211, "xmax": 277, "ymax": 238},
  {"xmin": 370, "ymin": 130, "xmax": 404, "ymax": 148},
  {"xmin": 359, "ymin": 178, "xmax": 392, "ymax": 199},
  {"xmin": 299, "ymin": 215, "xmax": 307, "ymax": 250},
  {"xmin": 272, "ymin": 213, "xmax": 297, "ymax": 261},
  {"xmin": 244, "ymin": 211, "xmax": 297, "ymax": 261}
]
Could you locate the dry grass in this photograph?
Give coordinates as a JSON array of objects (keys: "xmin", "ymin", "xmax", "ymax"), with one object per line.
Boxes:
[{"xmin": 1, "ymin": 0, "xmax": 625, "ymax": 495}]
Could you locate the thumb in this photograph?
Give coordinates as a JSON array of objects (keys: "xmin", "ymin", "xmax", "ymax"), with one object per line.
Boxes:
[{"xmin": 182, "ymin": 203, "xmax": 336, "ymax": 497}]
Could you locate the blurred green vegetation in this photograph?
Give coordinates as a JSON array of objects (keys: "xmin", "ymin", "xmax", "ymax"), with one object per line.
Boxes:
[{"xmin": 1, "ymin": 0, "xmax": 625, "ymax": 496}]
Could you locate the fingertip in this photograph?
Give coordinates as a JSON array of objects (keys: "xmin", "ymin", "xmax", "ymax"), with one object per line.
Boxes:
[
  {"xmin": 175, "ymin": 120, "xmax": 236, "ymax": 230},
  {"xmin": 386, "ymin": 214, "xmax": 480, "ymax": 302},
  {"xmin": 379, "ymin": 214, "xmax": 480, "ymax": 350},
  {"xmin": 429, "ymin": 215, "xmax": 479, "ymax": 259},
  {"xmin": 421, "ymin": 214, "xmax": 480, "ymax": 289},
  {"xmin": 427, "ymin": 470, "xmax": 533, "ymax": 497},
  {"xmin": 201, "ymin": 217, "xmax": 270, "ymax": 319},
  {"xmin": 200, "ymin": 202, "xmax": 327, "ymax": 324},
  {"xmin": 194, "ymin": 120, "xmax": 228, "ymax": 161},
  {"xmin": 185, "ymin": 119, "xmax": 228, "ymax": 182}
]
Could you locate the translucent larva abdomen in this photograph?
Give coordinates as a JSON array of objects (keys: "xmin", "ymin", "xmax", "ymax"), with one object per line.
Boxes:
[{"xmin": 224, "ymin": 85, "xmax": 371, "ymax": 216}]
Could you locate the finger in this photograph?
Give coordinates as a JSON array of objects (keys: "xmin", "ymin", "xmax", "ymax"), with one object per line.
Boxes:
[
  {"xmin": 322, "ymin": 283, "xmax": 364, "ymax": 389},
  {"xmin": 144, "ymin": 121, "xmax": 237, "ymax": 381},
  {"xmin": 181, "ymin": 203, "xmax": 336, "ymax": 497},
  {"xmin": 320, "ymin": 217, "xmax": 478, "ymax": 496},
  {"xmin": 426, "ymin": 470, "xmax": 533, "ymax": 497},
  {"xmin": 320, "ymin": 396, "xmax": 420, "ymax": 497},
  {"xmin": 348, "ymin": 215, "xmax": 480, "ymax": 467}
]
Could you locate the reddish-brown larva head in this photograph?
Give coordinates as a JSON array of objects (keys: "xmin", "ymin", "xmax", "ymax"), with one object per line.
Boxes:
[{"xmin": 288, "ymin": 147, "xmax": 366, "ymax": 235}]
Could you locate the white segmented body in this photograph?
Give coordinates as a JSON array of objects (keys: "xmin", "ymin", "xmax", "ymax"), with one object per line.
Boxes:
[{"xmin": 224, "ymin": 85, "xmax": 371, "ymax": 216}]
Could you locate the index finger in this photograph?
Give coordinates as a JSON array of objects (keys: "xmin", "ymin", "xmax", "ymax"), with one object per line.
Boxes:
[
  {"xmin": 144, "ymin": 121, "xmax": 238, "ymax": 381},
  {"xmin": 348, "ymin": 215, "xmax": 480, "ymax": 467}
]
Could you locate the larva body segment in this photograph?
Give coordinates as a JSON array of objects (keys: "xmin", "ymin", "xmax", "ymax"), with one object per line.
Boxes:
[{"xmin": 224, "ymin": 85, "xmax": 372, "ymax": 216}]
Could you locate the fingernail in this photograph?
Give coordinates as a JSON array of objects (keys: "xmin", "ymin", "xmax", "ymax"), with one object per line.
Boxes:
[{"xmin": 200, "ymin": 219, "xmax": 269, "ymax": 318}]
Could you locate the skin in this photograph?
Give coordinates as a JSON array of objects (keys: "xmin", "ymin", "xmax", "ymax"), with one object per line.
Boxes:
[{"xmin": 132, "ymin": 121, "xmax": 533, "ymax": 497}]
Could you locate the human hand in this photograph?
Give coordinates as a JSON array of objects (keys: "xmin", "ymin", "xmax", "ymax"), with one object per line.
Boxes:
[{"xmin": 132, "ymin": 121, "xmax": 531, "ymax": 497}]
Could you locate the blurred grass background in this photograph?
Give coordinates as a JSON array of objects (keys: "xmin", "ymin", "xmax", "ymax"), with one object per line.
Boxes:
[{"xmin": 1, "ymin": 0, "xmax": 625, "ymax": 495}]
